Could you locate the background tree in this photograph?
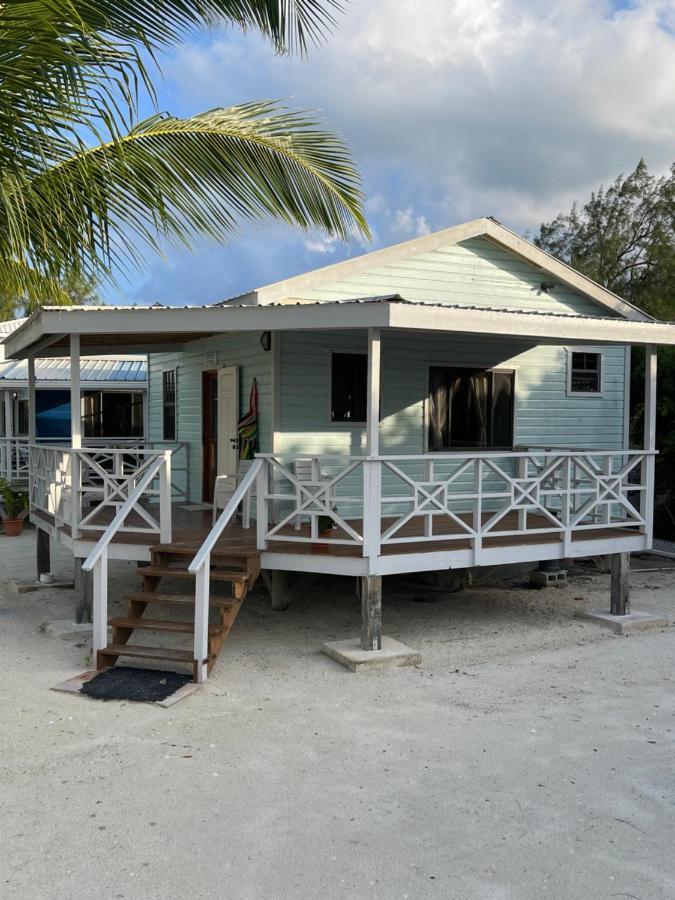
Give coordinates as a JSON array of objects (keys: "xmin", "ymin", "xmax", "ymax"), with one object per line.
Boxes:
[
  {"xmin": 536, "ymin": 160, "xmax": 675, "ymax": 537},
  {"xmin": 0, "ymin": 1, "xmax": 368, "ymax": 310}
]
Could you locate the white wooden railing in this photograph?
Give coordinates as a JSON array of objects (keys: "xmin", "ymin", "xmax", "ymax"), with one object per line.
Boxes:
[
  {"xmin": 81, "ymin": 453, "xmax": 172, "ymax": 659},
  {"xmin": 255, "ymin": 449, "xmax": 653, "ymax": 564},
  {"xmin": 0, "ymin": 436, "xmax": 30, "ymax": 482},
  {"xmin": 30, "ymin": 444, "xmax": 173, "ymax": 540},
  {"xmin": 188, "ymin": 457, "xmax": 263, "ymax": 684}
]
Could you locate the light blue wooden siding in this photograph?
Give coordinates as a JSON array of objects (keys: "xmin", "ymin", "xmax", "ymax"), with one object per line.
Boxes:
[
  {"xmin": 278, "ymin": 330, "xmax": 626, "ymax": 515},
  {"xmin": 148, "ymin": 333, "xmax": 271, "ymax": 501},
  {"xmin": 279, "ymin": 330, "xmax": 626, "ymax": 455},
  {"xmin": 285, "ymin": 237, "xmax": 609, "ymax": 316}
]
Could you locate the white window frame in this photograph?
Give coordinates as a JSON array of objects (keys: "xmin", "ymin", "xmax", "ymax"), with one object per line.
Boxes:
[
  {"xmin": 566, "ymin": 347, "xmax": 604, "ymax": 397},
  {"xmin": 327, "ymin": 348, "xmax": 368, "ymax": 427}
]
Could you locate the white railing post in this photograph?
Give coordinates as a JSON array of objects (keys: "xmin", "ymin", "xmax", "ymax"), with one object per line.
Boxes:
[
  {"xmin": 159, "ymin": 450, "xmax": 172, "ymax": 543},
  {"xmin": 362, "ymin": 458, "xmax": 381, "ymax": 561},
  {"xmin": 92, "ymin": 548, "xmax": 108, "ymax": 656},
  {"xmin": 193, "ymin": 563, "xmax": 210, "ymax": 684},
  {"xmin": 561, "ymin": 455, "xmax": 572, "ymax": 556},
  {"xmin": 473, "ymin": 457, "xmax": 483, "ymax": 564},
  {"xmin": 643, "ymin": 345, "xmax": 657, "ymax": 546},
  {"xmin": 517, "ymin": 454, "xmax": 527, "ymax": 532},
  {"xmin": 256, "ymin": 458, "xmax": 268, "ymax": 550}
]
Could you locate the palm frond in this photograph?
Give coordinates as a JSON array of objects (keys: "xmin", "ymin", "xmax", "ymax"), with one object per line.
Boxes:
[{"xmin": 0, "ymin": 102, "xmax": 369, "ymax": 291}]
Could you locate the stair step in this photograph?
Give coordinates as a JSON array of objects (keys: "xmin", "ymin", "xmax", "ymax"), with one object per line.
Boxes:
[
  {"xmin": 99, "ymin": 644, "xmax": 199, "ymax": 663},
  {"xmin": 109, "ymin": 616, "xmax": 223, "ymax": 636},
  {"xmin": 127, "ymin": 592, "xmax": 238, "ymax": 609},
  {"xmin": 138, "ymin": 565, "xmax": 249, "ymax": 584},
  {"xmin": 150, "ymin": 542, "xmax": 260, "ymax": 559}
]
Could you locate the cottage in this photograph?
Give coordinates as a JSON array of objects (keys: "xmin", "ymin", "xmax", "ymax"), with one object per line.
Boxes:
[{"xmin": 4, "ymin": 217, "xmax": 675, "ymax": 682}]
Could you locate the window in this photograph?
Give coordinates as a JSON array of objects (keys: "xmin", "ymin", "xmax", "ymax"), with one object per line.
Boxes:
[
  {"xmin": 162, "ymin": 370, "xmax": 176, "ymax": 439},
  {"xmin": 569, "ymin": 351, "xmax": 602, "ymax": 394},
  {"xmin": 83, "ymin": 391, "xmax": 144, "ymax": 438},
  {"xmin": 330, "ymin": 352, "xmax": 367, "ymax": 423},
  {"xmin": 428, "ymin": 367, "xmax": 514, "ymax": 451}
]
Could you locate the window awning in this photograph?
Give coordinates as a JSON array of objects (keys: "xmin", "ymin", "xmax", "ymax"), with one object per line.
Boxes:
[{"xmin": 4, "ymin": 297, "xmax": 675, "ymax": 359}]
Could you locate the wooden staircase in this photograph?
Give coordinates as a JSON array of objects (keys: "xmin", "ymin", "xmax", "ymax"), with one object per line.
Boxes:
[{"xmin": 96, "ymin": 541, "xmax": 260, "ymax": 681}]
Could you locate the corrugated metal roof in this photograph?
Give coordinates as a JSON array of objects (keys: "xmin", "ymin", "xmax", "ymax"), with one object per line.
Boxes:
[
  {"xmin": 0, "ymin": 356, "xmax": 147, "ymax": 384},
  {"xmin": 0, "ymin": 318, "xmax": 27, "ymax": 335}
]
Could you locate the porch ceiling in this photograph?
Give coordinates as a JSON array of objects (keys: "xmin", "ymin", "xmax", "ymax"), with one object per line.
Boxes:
[{"xmin": 4, "ymin": 298, "xmax": 675, "ymax": 359}]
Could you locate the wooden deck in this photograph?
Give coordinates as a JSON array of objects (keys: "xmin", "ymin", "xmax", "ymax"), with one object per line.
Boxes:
[{"xmin": 32, "ymin": 503, "xmax": 642, "ymax": 560}]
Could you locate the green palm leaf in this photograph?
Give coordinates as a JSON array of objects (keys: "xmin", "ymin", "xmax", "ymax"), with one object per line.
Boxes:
[{"xmin": 0, "ymin": 1, "xmax": 367, "ymax": 306}]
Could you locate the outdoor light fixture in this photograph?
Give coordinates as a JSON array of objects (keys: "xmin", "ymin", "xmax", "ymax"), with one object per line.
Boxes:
[
  {"xmin": 540, "ymin": 282, "xmax": 556, "ymax": 294},
  {"xmin": 260, "ymin": 331, "xmax": 272, "ymax": 352}
]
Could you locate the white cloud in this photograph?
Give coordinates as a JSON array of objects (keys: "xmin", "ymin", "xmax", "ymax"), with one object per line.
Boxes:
[
  {"xmin": 166, "ymin": 0, "xmax": 675, "ymax": 237},
  {"xmin": 304, "ymin": 234, "xmax": 339, "ymax": 254}
]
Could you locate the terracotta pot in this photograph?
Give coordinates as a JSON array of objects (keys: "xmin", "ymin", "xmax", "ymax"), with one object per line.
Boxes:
[{"xmin": 2, "ymin": 518, "xmax": 24, "ymax": 537}]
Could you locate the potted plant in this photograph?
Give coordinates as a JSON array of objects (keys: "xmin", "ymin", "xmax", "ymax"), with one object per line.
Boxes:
[
  {"xmin": 0, "ymin": 478, "xmax": 29, "ymax": 537},
  {"xmin": 312, "ymin": 510, "xmax": 336, "ymax": 550}
]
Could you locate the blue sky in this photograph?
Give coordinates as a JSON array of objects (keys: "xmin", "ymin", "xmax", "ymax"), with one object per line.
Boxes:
[{"xmin": 105, "ymin": 0, "xmax": 675, "ymax": 306}]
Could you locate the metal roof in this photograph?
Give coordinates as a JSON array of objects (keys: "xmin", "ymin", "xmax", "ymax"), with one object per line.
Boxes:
[
  {"xmin": 0, "ymin": 318, "xmax": 27, "ymax": 335},
  {"xmin": 0, "ymin": 355, "xmax": 147, "ymax": 384}
]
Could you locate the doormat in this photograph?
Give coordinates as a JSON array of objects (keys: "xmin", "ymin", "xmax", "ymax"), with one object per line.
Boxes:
[{"xmin": 80, "ymin": 667, "xmax": 192, "ymax": 703}]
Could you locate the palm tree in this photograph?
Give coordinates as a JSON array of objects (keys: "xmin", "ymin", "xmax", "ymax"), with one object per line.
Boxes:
[{"xmin": 0, "ymin": 1, "xmax": 368, "ymax": 306}]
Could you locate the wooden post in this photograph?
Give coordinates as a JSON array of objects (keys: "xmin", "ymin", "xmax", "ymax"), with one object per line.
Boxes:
[
  {"xmin": 610, "ymin": 552, "xmax": 630, "ymax": 616},
  {"xmin": 36, "ymin": 528, "xmax": 50, "ymax": 580},
  {"xmin": 270, "ymin": 570, "xmax": 291, "ymax": 611},
  {"xmin": 360, "ymin": 575, "xmax": 382, "ymax": 650},
  {"xmin": 74, "ymin": 557, "xmax": 93, "ymax": 624}
]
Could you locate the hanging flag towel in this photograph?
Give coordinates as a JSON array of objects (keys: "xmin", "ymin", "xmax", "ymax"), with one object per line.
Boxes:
[{"xmin": 237, "ymin": 378, "xmax": 259, "ymax": 459}]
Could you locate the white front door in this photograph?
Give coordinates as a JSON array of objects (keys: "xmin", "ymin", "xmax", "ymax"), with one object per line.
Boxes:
[{"xmin": 217, "ymin": 366, "xmax": 239, "ymax": 476}]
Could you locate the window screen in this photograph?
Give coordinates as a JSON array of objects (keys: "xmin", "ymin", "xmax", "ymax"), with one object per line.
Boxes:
[
  {"xmin": 162, "ymin": 370, "xmax": 176, "ymax": 440},
  {"xmin": 331, "ymin": 353, "xmax": 367, "ymax": 423},
  {"xmin": 428, "ymin": 367, "xmax": 514, "ymax": 451},
  {"xmin": 570, "ymin": 352, "xmax": 601, "ymax": 393}
]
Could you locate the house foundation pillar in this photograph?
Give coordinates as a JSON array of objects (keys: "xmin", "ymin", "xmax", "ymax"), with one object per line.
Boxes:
[
  {"xmin": 610, "ymin": 552, "xmax": 630, "ymax": 616},
  {"xmin": 360, "ymin": 575, "xmax": 382, "ymax": 651},
  {"xmin": 270, "ymin": 570, "xmax": 291, "ymax": 611},
  {"xmin": 36, "ymin": 528, "xmax": 50, "ymax": 580},
  {"xmin": 74, "ymin": 558, "xmax": 93, "ymax": 625}
]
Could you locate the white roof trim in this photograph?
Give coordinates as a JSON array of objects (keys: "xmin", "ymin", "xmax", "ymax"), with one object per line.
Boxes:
[
  {"xmin": 243, "ymin": 216, "xmax": 650, "ymax": 322},
  {"xmin": 5, "ymin": 301, "xmax": 674, "ymax": 360}
]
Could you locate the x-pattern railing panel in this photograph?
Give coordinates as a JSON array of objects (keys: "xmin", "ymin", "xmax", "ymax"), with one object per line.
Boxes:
[{"xmin": 262, "ymin": 455, "xmax": 365, "ymax": 545}]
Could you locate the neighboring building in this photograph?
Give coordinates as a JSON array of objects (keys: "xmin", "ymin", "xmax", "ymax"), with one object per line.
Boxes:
[
  {"xmin": 0, "ymin": 318, "xmax": 147, "ymax": 443},
  {"xmin": 4, "ymin": 217, "xmax": 675, "ymax": 683}
]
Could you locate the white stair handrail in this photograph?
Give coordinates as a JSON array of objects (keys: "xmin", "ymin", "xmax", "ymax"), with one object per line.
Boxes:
[
  {"xmin": 188, "ymin": 458, "xmax": 263, "ymax": 575},
  {"xmin": 82, "ymin": 451, "xmax": 170, "ymax": 573},
  {"xmin": 188, "ymin": 457, "xmax": 264, "ymax": 684},
  {"xmin": 81, "ymin": 450, "xmax": 172, "ymax": 663}
]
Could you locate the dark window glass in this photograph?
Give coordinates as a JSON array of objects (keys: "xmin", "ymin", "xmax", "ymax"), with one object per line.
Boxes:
[
  {"xmin": 428, "ymin": 367, "xmax": 514, "ymax": 451},
  {"xmin": 83, "ymin": 391, "xmax": 144, "ymax": 438},
  {"xmin": 570, "ymin": 352, "xmax": 601, "ymax": 393},
  {"xmin": 162, "ymin": 370, "xmax": 176, "ymax": 440},
  {"xmin": 331, "ymin": 353, "xmax": 367, "ymax": 423}
]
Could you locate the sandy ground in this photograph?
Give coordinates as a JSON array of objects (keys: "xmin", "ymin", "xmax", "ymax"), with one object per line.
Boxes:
[{"xmin": 0, "ymin": 530, "xmax": 674, "ymax": 900}]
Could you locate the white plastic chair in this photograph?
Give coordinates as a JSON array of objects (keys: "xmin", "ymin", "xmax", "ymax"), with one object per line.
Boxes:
[
  {"xmin": 212, "ymin": 461, "xmax": 256, "ymax": 527},
  {"xmin": 212, "ymin": 474, "xmax": 236, "ymax": 525},
  {"xmin": 293, "ymin": 458, "xmax": 334, "ymax": 531}
]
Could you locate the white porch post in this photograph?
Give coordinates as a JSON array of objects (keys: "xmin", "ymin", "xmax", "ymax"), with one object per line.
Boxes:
[
  {"xmin": 361, "ymin": 327, "xmax": 382, "ymax": 650},
  {"xmin": 3, "ymin": 387, "xmax": 12, "ymax": 470},
  {"xmin": 643, "ymin": 344, "xmax": 657, "ymax": 547},
  {"xmin": 70, "ymin": 334, "xmax": 82, "ymax": 539},
  {"xmin": 363, "ymin": 327, "xmax": 381, "ymax": 560},
  {"xmin": 27, "ymin": 357, "xmax": 36, "ymax": 496}
]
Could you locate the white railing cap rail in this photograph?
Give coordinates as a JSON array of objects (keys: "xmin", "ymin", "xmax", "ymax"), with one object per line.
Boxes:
[
  {"xmin": 82, "ymin": 453, "xmax": 167, "ymax": 573},
  {"xmin": 188, "ymin": 457, "xmax": 263, "ymax": 574},
  {"xmin": 257, "ymin": 449, "xmax": 655, "ymax": 464}
]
